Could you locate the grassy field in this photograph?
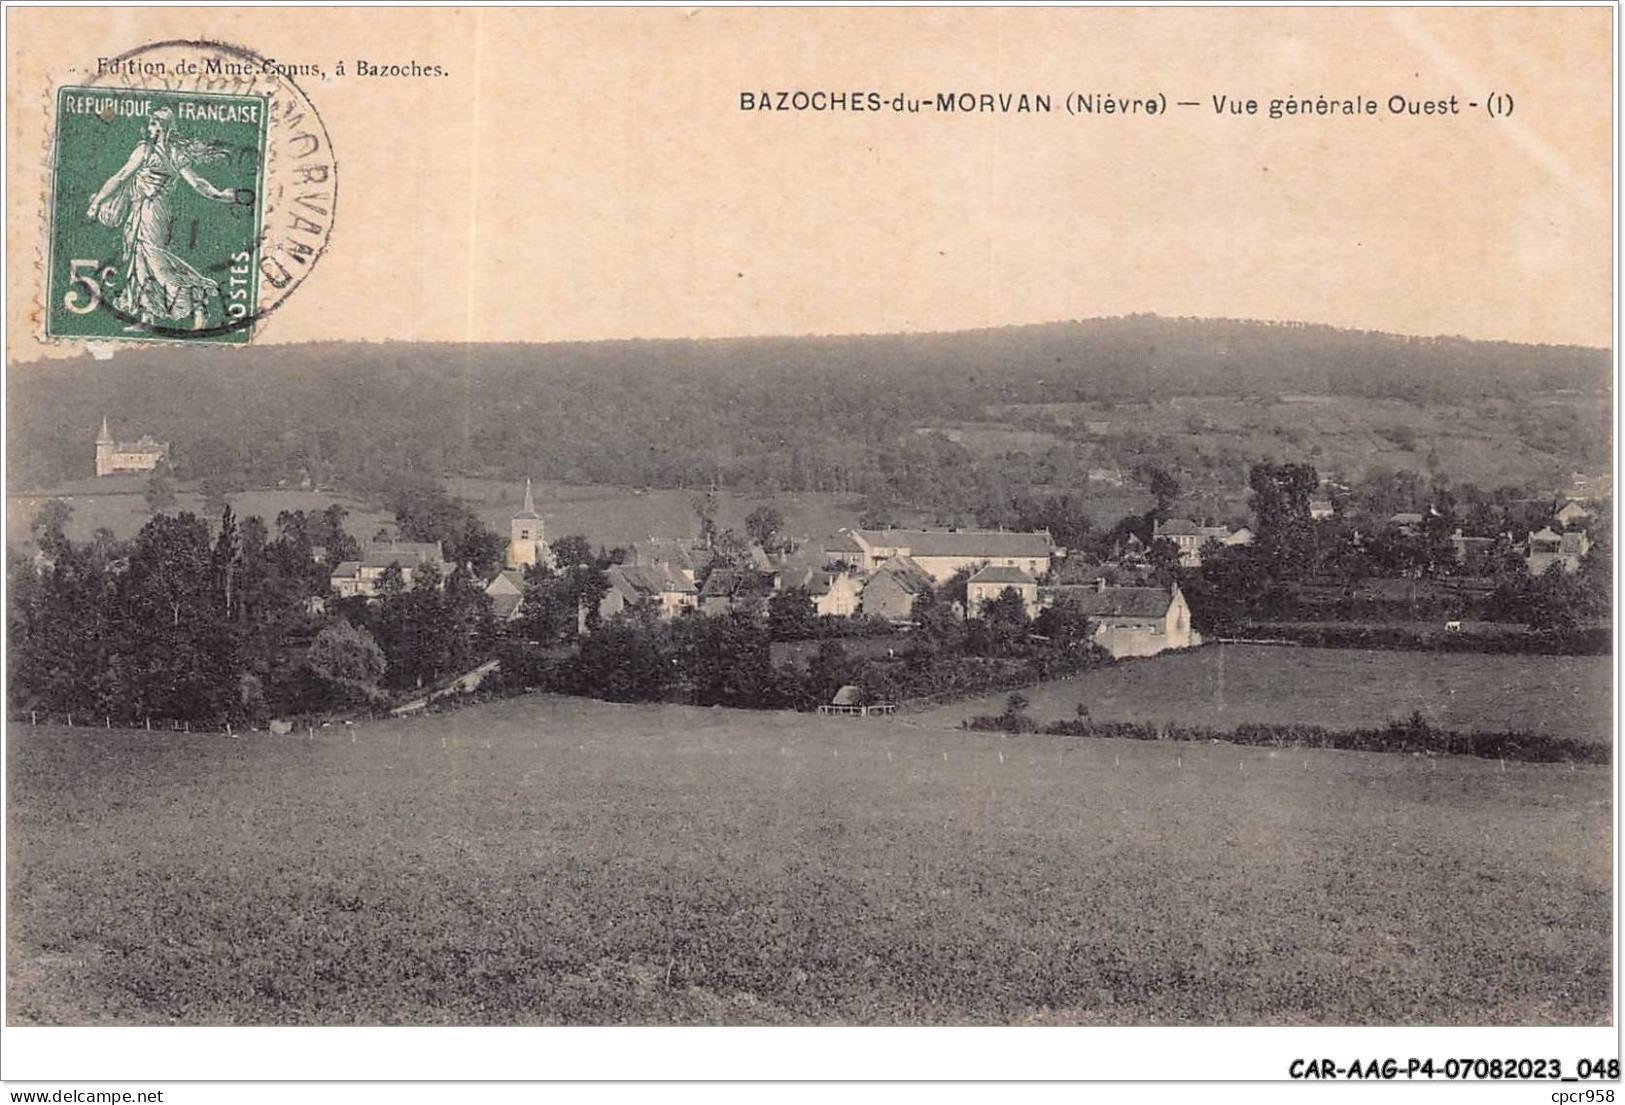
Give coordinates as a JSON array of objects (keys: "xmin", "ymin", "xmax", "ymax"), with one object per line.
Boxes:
[
  {"xmin": 925, "ymin": 645, "xmax": 1614, "ymax": 745},
  {"xmin": 7, "ymin": 694, "xmax": 1610, "ymax": 1025}
]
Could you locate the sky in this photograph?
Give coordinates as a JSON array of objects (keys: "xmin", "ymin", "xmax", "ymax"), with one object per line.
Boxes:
[{"xmin": 6, "ymin": 6, "xmax": 1614, "ymax": 362}]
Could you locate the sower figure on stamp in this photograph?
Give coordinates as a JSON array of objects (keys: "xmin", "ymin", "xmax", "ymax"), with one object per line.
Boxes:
[{"xmin": 85, "ymin": 106, "xmax": 243, "ymax": 331}]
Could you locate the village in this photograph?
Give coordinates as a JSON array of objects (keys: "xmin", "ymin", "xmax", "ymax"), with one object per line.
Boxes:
[{"xmin": 29, "ymin": 414, "xmax": 1602, "ymax": 726}]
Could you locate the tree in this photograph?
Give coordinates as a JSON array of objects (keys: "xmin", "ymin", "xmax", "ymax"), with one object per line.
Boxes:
[
  {"xmin": 212, "ymin": 505, "xmax": 240, "ymax": 618},
  {"xmin": 575, "ymin": 621, "xmax": 672, "ymax": 702},
  {"xmin": 967, "ymin": 587, "xmax": 1031, "ymax": 657},
  {"xmin": 549, "ymin": 534, "xmax": 596, "ymax": 570},
  {"xmin": 804, "ymin": 640, "xmax": 860, "ymax": 705},
  {"xmin": 30, "ymin": 499, "xmax": 73, "ymax": 559},
  {"xmin": 675, "ymin": 613, "xmax": 781, "ymax": 707},
  {"xmin": 1249, "ymin": 462, "xmax": 1318, "ymax": 580},
  {"xmin": 116, "ymin": 513, "xmax": 241, "ymax": 720},
  {"xmin": 1147, "ymin": 537, "xmax": 1183, "ymax": 580},
  {"xmin": 1575, "ymin": 502, "xmax": 1611, "ymax": 622},
  {"xmin": 387, "ymin": 477, "xmax": 503, "ymax": 574},
  {"xmin": 1145, "ymin": 466, "xmax": 1181, "ymax": 521},
  {"xmin": 304, "ymin": 620, "xmax": 387, "ymax": 705},
  {"xmin": 709, "ymin": 527, "xmax": 752, "ymax": 570},
  {"xmin": 745, "ymin": 506, "xmax": 785, "ymax": 552},
  {"xmin": 316, "ymin": 504, "xmax": 361, "ymax": 564},
  {"xmin": 767, "ymin": 586, "xmax": 819, "ymax": 641},
  {"xmin": 1034, "ymin": 596, "xmax": 1094, "ymax": 649},
  {"xmin": 565, "ymin": 564, "xmax": 611, "ymax": 633},
  {"xmin": 1523, "ymin": 565, "xmax": 1588, "ymax": 631},
  {"xmin": 937, "ymin": 565, "xmax": 975, "ymax": 613},
  {"xmin": 455, "ymin": 516, "xmax": 505, "ymax": 577},
  {"xmin": 1188, "ymin": 542, "xmax": 1270, "ymax": 634}
]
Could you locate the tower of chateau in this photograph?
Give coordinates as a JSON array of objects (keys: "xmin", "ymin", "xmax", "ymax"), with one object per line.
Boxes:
[
  {"xmin": 95, "ymin": 415, "xmax": 115, "ymax": 478},
  {"xmin": 507, "ymin": 478, "xmax": 549, "ymax": 570}
]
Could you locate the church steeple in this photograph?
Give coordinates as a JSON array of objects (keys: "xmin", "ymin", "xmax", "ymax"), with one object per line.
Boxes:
[
  {"xmin": 97, "ymin": 415, "xmax": 113, "ymax": 445},
  {"xmin": 507, "ymin": 477, "xmax": 548, "ymax": 570}
]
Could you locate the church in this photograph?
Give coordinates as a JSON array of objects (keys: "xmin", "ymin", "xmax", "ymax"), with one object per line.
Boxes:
[
  {"xmin": 506, "ymin": 478, "xmax": 554, "ymax": 571},
  {"xmin": 95, "ymin": 416, "xmax": 169, "ymax": 477}
]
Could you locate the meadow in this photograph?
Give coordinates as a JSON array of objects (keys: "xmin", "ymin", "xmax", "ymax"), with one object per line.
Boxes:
[
  {"xmin": 7, "ymin": 692, "xmax": 1611, "ymax": 1025},
  {"xmin": 925, "ymin": 645, "xmax": 1614, "ymax": 746}
]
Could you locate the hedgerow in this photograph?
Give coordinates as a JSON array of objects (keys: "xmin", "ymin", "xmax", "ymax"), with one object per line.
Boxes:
[{"xmin": 964, "ymin": 709, "xmax": 1606, "ymax": 765}]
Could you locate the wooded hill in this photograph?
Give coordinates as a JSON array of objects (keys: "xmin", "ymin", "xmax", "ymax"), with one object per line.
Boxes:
[{"xmin": 8, "ymin": 315, "xmax": 1608, "ymax": 502}]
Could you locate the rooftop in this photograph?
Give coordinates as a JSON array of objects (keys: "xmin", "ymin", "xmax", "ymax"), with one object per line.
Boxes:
[
  {"xmin": 358, "ymin": 540, "xmax": 446, "ymax": 569},
  {"xmin": 1048, "ymin": 585, "xmax": 1175, "ymax": 619},
  {"xmin": 868, "ymin": 555, "xmax": 934, "ymax": 594},
  {"xmin": 851, "ymin": 527, "xmax": 1053, "ymax": 559},
  {"xmin": 776, "ymin": 566, "xmax": 835, "ymax": 596},
  {"xmin": 611, "ymin": 563, "xmax": 697, "ymax": 597},
  {"xmin": 969, "ymin": 565, "xmax": 1036, "ymax": 585}
]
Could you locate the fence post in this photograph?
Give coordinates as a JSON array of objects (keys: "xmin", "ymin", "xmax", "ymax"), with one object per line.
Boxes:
[
  {"xmin": 30, "ymin": 711, "xmax": 36, "ymax": 725},
  {"xmin": 67, "ymin": 713, "xmax": 73, "ymax": 728},
  {"xmin": 145, "ymin": 718, "xmax": 151, "ymax": 731}
]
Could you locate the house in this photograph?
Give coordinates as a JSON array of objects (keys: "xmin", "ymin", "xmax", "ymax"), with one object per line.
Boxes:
[
  {"xmin": 816, "ymin": 531, "xmax": 869, "ymax": 571},
  {"xmin": 697, "ymin": 568, "xmax": 775, "ymax": 616},
  {"xmin": 775, "ymin": 566, "xmax": 864, "ymax": 618},
  {"xmin": 1224, "ymin": 527, "xmax": 1255, "ymax": 548},
  {"xmin": 841, "ymin": 527, "xmax": 1056, "ymax": 583},
  {"xmin": 859, "ymin": 555, "xmax": 935, "ymax": 621},
  {"xmin": 330, "ymin": 539, "xmax": 451, "ymax": 598},
  {"xmin": 630, "ymin": 537, "xmax": 712, "ymax": 585},
  {"xmin": 1042, "ymin": 580, "xmax": 1198, "ymax": 659},
  {"xmin": 1554, "ymin": 500, "xmax": 1591, "ymax": 528},
  {"xmin": 484, "ymin": 568, "xmax": 527, "ymax": 622},
  {"xmin": 1388, "ymin": 512, "xmax": 1426, "ymax": 537},
  {"xmin": 1309, "ymin": 499, "xmax": 1336, "ymax": 521},
  {"xmin": 506, "ymin": 479, "xmax": 555, "ymax": 571},
  {"xmin": 1526, "ymin": 527, "xmax": 1590, "ymax": 575},
  {"xmin": 1153, "ymin": 519, "xmax": 1233, "ymax": 568},
  {"xmin": 966, "ymin": 565, "xmax": 1039, "ymax": 618},
  {"xmin": 94, "ymin": 416, "xmax": 169, "ymax": 477},
  {"xmin": 600, "ymin": 563, "xmax": 699, "ymax": 620}
]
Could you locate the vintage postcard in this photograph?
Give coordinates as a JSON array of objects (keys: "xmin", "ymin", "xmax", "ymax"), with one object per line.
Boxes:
[{"xmin": 2, "ymin": 3, "xmax": 1616, "ymax": 1092}]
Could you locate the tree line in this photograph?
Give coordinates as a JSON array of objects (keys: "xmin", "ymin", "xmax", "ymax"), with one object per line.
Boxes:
[{"xmin": 8, "ymin": 496, "xmax": 510, "ymax": 724}]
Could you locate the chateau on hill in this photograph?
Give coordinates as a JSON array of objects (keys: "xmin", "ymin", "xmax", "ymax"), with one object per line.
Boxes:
[{"xmin": 94, "ymin": 416, "xmax": 169, "ymax": 477}]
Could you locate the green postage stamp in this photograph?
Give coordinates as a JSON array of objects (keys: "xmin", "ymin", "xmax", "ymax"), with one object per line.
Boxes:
[{"xmin": 47, "ymin": 86, "xmax": 268, "ymax": 344}]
